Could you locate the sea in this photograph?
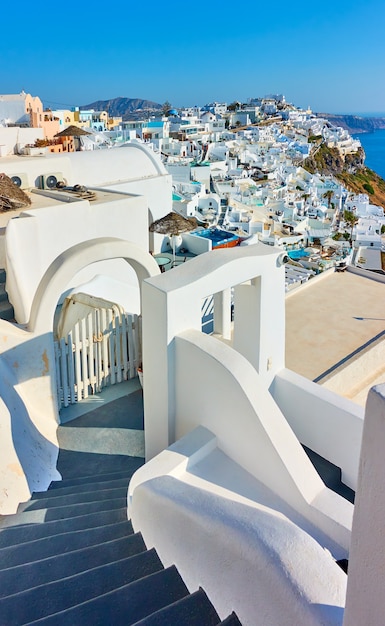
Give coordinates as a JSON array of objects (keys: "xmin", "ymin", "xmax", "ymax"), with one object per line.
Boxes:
[{"xmin": 351, "ymin": 118, "xmax": 385, "ymax": 180}]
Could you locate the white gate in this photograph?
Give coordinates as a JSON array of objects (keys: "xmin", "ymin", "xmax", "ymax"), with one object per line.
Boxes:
[{"xmin": 54, "ymin": 309, "xmax": 141, "ymax": 409}]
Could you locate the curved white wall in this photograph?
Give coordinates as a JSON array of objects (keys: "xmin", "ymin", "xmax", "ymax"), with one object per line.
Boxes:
[
  {"xmin": 5, "ymin": 194, "xmax": 149, "ymax": 324},
  {"xmin": 28, "ymin": 238, "xmax": 160, "ymax": 334},
  {"xmin": 0, "ymin": 322, "xmax": 60, "ymax": 514},
  {"xmin": 173, "ymin": 330, "xmax": 352, "ymax": 552},
  {"xmin": 131, "ymin": 474, "xmax": 346, "ymax": 626}
]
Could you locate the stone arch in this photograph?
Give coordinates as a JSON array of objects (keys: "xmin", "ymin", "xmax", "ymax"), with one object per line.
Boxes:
[{"xmin": 28, "ymin": 237, "xmax": 160, "ymax": 334}]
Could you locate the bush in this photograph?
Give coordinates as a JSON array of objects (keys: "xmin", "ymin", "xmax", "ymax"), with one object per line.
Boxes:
[{"xmin": 363, "ymin": 182, "xmax": 374, "ymax": 195}]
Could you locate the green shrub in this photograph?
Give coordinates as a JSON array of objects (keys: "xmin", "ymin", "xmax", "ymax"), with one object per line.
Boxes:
[{"xmin": 363, "ymin": 182, "xmax": 374, "ymax": 195}]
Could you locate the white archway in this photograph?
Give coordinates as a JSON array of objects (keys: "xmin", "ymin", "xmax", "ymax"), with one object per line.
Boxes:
[{"xmin": 28, "ymin": 237, "xmax": 160, "ymax": 334}]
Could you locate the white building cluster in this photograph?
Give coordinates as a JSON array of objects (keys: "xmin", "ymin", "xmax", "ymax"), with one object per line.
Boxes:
[{"xmin": 0, "ymin": 92, "xmax": 385, "ymax": 624}]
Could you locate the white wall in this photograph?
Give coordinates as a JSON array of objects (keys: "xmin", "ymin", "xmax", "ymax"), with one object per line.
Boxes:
[
  {"xmin": 181, "ymin": 232, "xmax": 212, "ymax": 254},
  {"xmin": 271, "ymin": 369, "xmax": 363, "ymax": 489},
  {"xmin": 320, "ymin": 337, "xmax": 385, "ymax": 399},
  {"xmin": 132, "ymin": 472, "xmax": 346, "ymax": 626},
  {"xmin": 172, "ymin": 330, "xmax": 352, "ymax": 552},
  {"xmin": 343, "ymin": 385, "xmax": 385, "ymax": 626},
  {"xmin": 140, "ymin": 243, "xmax": 352, "ymax": 550},
  {"xmin": 6, "ymin": 194, "xmax": 148, "ymax": 324},
  {"xmin": 0, "ymin": 127, "xmax": 44, "ymax": 157},
  {"xmin": 0, "ymin": 322, "xmax": 60, "ymax": 514},
  {"xmin": 142, "ymin": 245, "xmax": 288, "ymax": 461}
]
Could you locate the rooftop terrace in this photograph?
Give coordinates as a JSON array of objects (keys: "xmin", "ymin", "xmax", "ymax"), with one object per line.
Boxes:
[{"xmin": 285, "ymin": 269, "xmax": 385, "ymax": 404}]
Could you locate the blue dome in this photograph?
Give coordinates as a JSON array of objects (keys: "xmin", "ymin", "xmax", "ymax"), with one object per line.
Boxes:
[{"xmin": 167, "ymin": 109, "xmax": 178, "ymax": 116}]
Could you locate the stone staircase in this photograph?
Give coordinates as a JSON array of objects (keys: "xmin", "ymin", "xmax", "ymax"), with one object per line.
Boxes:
[
  {"xmin": 0, "ymin": 269, "xmax": 15, "ymax": 322},
  {"xmin": 0, "ymin": 391, "xmax": 242, "ymax": 625}
]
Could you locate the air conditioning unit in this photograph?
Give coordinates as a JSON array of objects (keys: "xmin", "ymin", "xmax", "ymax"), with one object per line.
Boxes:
[
  {"xmin": 10, "ymin": 173, "xmax": 29, "ymax": 189},
  {"xmin": 39, "ymin": 172, "xmax": 66, "ymax": 190}
]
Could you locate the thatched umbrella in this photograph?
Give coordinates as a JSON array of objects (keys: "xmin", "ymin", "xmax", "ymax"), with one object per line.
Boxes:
[
  {"xmin": 54, "ymin": 125, "xmax": 91, "ymax": 151},
  {"xmin": 149, "ymin": 212, "xmax": 198, "ymax": 264},
  {"xmin": 54, "ymin": 125, "xmax": 91, "ymax": 138},
  {"xmin": 0, "ymin": 173, "xmax": 31, "ymax": 212}
]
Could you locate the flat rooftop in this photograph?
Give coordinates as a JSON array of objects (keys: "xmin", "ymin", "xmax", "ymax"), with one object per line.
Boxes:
[
  {"xmin": 0, "ymin": 187, "xmax": 136, "ymax": 229},
  {"xmin": 285, "ymin": 269, "xmax": 385, "ymax": 403}
]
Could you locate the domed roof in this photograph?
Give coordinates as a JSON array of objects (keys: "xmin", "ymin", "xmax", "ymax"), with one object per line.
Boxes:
[
  {"xmin": 68, "ymin": 141, "xmax": 167, "ymax": 184},
  {"xmin": 167, "ymin": 109, "xmax": 179, "ymax": 116}
]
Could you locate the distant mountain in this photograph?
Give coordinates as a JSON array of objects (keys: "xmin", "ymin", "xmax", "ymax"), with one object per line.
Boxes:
[
  {"xmin": 80, "ymin": 97, "xmax": 163, "ymax": 120},
  {"xmin": 317, "ymin": 113, "xmax": 385, "ymax": 134}
]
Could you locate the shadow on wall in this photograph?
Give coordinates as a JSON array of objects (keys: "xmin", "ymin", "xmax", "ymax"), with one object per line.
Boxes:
[{"xmin": 0, "ymin": 331, "xmax": 60, "ymax": 514}]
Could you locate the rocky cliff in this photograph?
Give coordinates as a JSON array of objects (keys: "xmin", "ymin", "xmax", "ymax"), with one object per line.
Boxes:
[
  {"xmin": 304, "ymin": 144, "xmax": 385, "ymax": 208},
  {"xmin": 316, "ymin": 113, "xmax": 385, "ymax": 134}
]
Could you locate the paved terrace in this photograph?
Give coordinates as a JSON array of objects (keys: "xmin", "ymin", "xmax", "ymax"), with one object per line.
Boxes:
[{"xmin": 285, "ymin": 269, "xmax": 385, "ymax": 405}]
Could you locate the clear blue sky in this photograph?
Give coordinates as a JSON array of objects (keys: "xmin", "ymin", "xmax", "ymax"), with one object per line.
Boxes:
[{"xmin": 2, "ymin": 0, "xmax": 385, "ymax": 114}]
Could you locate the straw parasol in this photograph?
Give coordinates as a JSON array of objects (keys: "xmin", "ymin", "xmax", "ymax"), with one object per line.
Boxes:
[
  {"xmin": 0, "ymin": 173, "xmax": 31, "ymax": 212},
  {"xmin": 149, "ymin": 212, "xmax": 198, "ymax": 263},
  {"xmin": 54, "ymin": 125, "xmax": 91, "ymax": 138}
]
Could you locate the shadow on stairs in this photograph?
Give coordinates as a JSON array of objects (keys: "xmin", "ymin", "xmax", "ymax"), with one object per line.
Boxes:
[
  {"xmin": 0, "ymin": 269, "xmax": 15, "ymax": 322},
  {"xmin": 0, "ymin": 391, "xmax": 242, "ymax": 625}
]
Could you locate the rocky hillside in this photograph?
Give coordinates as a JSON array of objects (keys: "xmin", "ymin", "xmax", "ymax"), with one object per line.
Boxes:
[
  {"xmin": 304, "ymin": 144, "xmax": 365, "ymax": 175},
  {"xmin": 304, "ymin": 143, "xmax": 385, "ymax": 208},
  {"xmin": 80, "ymin": 97, "xmax": 162, "ymax": 120},
  {"xmin": 316, "ymin": 113, "xmax": 385, "ymax": 134},
  {"xmin": 337, "ymin": 167, "xmax": 385, "ymax": 208}
]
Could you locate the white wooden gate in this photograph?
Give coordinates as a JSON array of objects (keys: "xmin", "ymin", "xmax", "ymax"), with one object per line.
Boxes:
[{"xmin": 54, "ymin": 309, "xmax": 141, "ymax": 409}]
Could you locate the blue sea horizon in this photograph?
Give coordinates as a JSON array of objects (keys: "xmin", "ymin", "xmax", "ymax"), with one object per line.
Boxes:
[{"xmin": 332, "ymin": 112, "xmax": 385, "ymax": 117}]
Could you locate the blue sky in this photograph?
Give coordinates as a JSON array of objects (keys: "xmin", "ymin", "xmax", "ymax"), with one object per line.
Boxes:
[{"xmin": 2, "ymin": 0, "xmax": 385, "ymax": 114}]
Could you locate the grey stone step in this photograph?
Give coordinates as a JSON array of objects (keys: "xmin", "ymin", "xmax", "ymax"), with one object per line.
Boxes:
[
  {"xmin": 0, "ymin": 283, "xmax": 8, "ymax": 302},
  {"xmin": 0, "ymin": 268, "xmax": 6, "ymax": 283},
  {"xmin": 0, "ymin": 520, "xmax": 133, "ymax": 569},
  {"xmin": 0, "ymin": 507, "xmax": 128, "ymax": 541},
  {"xmin": 0, "ymin": 299, "xmax": 14, "ymax": 321},
  {"xmin": 56, "ymin": 450, "xmax": 144, "ymax": 480},
  {"xmin": 25, "ymin": 565, "xmax": 189, "ymax": 625},
  {"xmin": 32, "ymin": 476, "xmax": 130, "ymax": 499},
  {"xmin": 220, "ymin": 612, "xmax": 243, "ymax": 625},
  {"xmin": 48, "ymin": 469, "xmax": 137, "ymax": 490},
  {"xmin": 0, "ymin": 497, "xmax": 128, "ymax": 528},
  {"xmin": 0, "ymin": 533, "xmax": 146, "ymax": 598},
  {"xmin": 130, "ymin": 588, "xmax": 221, "ymax": 625},
  {"xmin": 0, "ymin": 548, "xmax": 163, "ymax": 623},
  {"xmin": 18, "ymin": 485, "xmax": 128, "ymax": 513}
]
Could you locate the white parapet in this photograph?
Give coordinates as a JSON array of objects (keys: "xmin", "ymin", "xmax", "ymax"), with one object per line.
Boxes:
[
  {"xmin": 129, "ymin": 426, "xmax": 347, "ymax": 626},
  {"xmin": 343, "ymin": 384, "xmax": 385, "ymax": 626}
]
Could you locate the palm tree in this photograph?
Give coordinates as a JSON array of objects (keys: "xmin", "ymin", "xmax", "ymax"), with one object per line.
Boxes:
[
  {"xmin": 344, "ymin": 209, "xmax": 358, "ymax": 245},
  {"xmin": 323, "ymin": 190, "xmax": 334, "ymax": 208}
]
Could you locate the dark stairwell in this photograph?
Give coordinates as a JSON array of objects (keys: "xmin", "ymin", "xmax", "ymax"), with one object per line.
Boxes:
[{"xmin": 0, "ymin": 269, "xmax": 15, "ymax": 322}]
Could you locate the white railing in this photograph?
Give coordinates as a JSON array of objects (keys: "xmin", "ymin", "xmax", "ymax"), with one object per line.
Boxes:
[{"xmin": 54, "ymin": 310, "xmax": 141, "ymax": 409}]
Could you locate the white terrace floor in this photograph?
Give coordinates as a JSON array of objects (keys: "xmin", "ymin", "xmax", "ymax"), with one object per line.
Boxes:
[{"xmin": 285, "ymin": 269, "xmax": 385, "ymax": 405}]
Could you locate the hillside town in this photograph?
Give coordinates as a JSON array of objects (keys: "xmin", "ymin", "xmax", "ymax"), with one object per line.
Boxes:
[
  {"xmin": 1, "ymin": 90, "xmax": 385, "ymax": 625},
  {"xmin": 0, "ymin": 91, "xmax": 384, "ymax": 289}
]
